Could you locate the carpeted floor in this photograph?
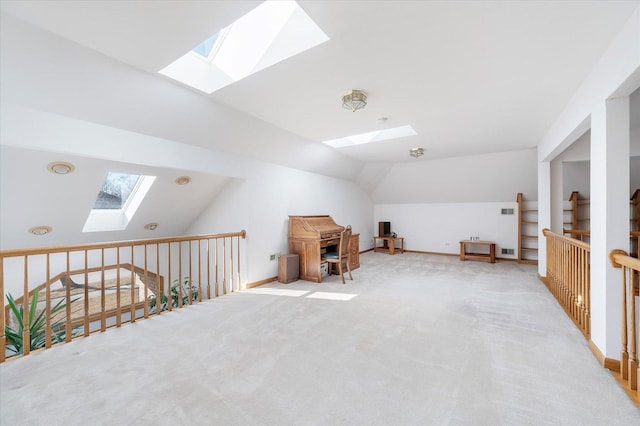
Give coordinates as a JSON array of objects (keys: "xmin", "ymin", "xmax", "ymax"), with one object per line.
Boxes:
[{"xmin": 1, "ymin": 252, "xmax": 638, "ymax": 425}]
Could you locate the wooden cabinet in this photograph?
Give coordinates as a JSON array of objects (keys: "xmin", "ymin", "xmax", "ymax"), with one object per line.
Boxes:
[{"xmin": 349, "ymin": 234, "xmax": 360, "ymax": 270}]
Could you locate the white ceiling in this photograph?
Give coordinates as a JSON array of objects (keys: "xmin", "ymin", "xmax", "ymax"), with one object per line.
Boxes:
[
  {"xmin": 2, "ymin": 0, "xmax": 638, "ymax": 164},
  {"xmin": 0, "ymin": 145, "xmax": 232, "ymax": 247}
]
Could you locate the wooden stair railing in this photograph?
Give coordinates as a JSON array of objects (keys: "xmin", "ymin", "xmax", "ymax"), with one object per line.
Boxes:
[
  {"xmin": 0, "ymin": 230, "xmax": 246, "ymax": 363},
  {"xmin": 609, "ymin": 249, "xmax": 640, "ymax": 398},
  {"xmin": 542, "ymin": 229, "xmax": 590, "ymax": 338}
]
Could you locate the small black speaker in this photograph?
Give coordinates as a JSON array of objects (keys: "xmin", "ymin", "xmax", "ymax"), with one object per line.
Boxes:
[
  {"xmin": 379, "ymin": 221, "xmax": 391, "ymax": 236},
  {"xmin": 278, "ymin": 254, "xmax": 299, "ymax": 283}
]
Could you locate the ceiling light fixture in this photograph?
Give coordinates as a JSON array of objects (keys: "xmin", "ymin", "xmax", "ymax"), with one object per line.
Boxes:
[
  {"xmin": 28, "ymin": 226, "xmax": 52, "ymax": 235},
  {"xmin": 342, "ymin": 90, "xmax": 367, "ymax": 112},
  {"xmin": 144, "ymin": 223, "xmax": 159, "ymax": 231},
  {"xmin": 175, "ymin": 176, "xmax": 191, "ymax": 185},
  {"xmin": 409, "ymin": 148, "xmax": 425, "ymax": 158},
  {"xmin": 47, "ymin": 162, "xmax": 75, "ymax": 175}
]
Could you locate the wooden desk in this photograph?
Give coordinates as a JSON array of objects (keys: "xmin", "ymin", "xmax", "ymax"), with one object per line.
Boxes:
[
  {"xmin": 373, "ymin": 236, "xmax": 405, "ymax": 255},
  {"xmin": 459, "ymin": 240, "xmax": 496, "ymax": 263}
]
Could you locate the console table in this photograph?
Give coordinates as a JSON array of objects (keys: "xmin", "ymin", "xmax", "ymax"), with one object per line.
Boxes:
[
  {"xmin": 459, "ymin": 240, "xmax": 496, "ymax": 263},
  {"xmin": 373, "ymin": 236, "xmax": 405, "ymax": 255}
]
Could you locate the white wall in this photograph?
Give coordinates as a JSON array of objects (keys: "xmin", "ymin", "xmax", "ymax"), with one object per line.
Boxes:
[
  {"xmin": 188, "ymin": 162, "xmax": 373, "ymax": 283},
  {"xmin": 371, "ymin": 149, "xmax": 536, "ymax": 260},
  {"xmin": 375, "ymin": 202, "xmax": 518, "ymax": 259},
  {"xmin": 372, "ymin": 148, "xmax": 537, "ymax": 204}
]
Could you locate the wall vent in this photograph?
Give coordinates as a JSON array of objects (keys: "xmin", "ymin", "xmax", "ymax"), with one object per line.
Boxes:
[
  {"xmin": 501, "ymin": 248, "xmax": 515, "ymax": 255},
  {"xmin": 501, "ymin": 208, "xmax": 514, "ymax": 215}
]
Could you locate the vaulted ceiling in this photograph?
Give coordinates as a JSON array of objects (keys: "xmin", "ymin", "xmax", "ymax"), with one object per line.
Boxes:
[
  {"xmin": 1, "ymin": 1, "xmax": 638, "ymax": 249},
  {"xmin": 2, "ymin": 0, "xmax": 638, "ymax": 164}
]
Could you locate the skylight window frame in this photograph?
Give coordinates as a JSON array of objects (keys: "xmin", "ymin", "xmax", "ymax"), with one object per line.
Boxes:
[
  {"xmin": 159, "ymin": 0, "xmax": 329, "ymax": 94},
  {"xmin": 322, "ymin": 125, "xmax": 418, "ymax": 149},
  {"xmin": 190, "ymin": 27, "xmax": 231, "ymax": 64},
  {"xmin": 83, "ymin": 173, "xmax": 156, "ymax": 233}
]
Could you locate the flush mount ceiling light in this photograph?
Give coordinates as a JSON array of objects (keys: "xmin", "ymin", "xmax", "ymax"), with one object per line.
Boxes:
[
  {"xmin": 342, "ymin": 90, "xmax": 367, "ymax": 112},
  {"xmin": 175, "ymin": 176, "xmax": 191, "ymax": 185},
  {"xmin": 409, "ymin": 148, "xmax": 425, "ymax": 158},
  {"xmin": 28, "ymin": 226, "xmax": 52, "ymax": 235},
  {"xmin": 47, "ymin": 161, "xmax": 75, "ymax": 175},
  {"xmin": 144, "ymin": 223, "xmax": 159, "ymax": 231}
]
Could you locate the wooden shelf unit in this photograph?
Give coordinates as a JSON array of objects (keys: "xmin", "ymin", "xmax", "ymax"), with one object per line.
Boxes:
[
  {"xmin": 517, "ymin": 193, "xmax": 538, "ymax": 265},
  {"xmin": 564, "ymin": 191, "xmax": 590, "ymax": 243}
]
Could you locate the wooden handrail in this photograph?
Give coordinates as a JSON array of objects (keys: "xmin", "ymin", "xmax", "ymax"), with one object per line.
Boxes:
[
  {"xmin": 545, "ymin": 228, "xmax": 590, "ymax": 250},
  {"xmin": 609, "ymin": 249, "xmax": 640, "ymax": 395},
  {"xmin": 542, "ymin": 228, "xmax": 590, "ymax": 338},
  {"xmin": 0, "ymin": 230, "xmax": 246, "ymax": 363},
  {"xmin": 562, "ymin": 228, "xmax": 591, "ymax": 242},
  {"xmin": 0, "ymin": 231, "xmax": 246, "ymax": 257},
  {"xmin": 563, "ymin": 228, "xmax": 591, "ymax": 237}
]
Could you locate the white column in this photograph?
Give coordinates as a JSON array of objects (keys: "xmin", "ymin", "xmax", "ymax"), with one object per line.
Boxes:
[
  {"xmin": 590, "ymin": 96, "xmax": 630, "ymax": 358},
  {"xmin": 550, "ymin": 158, "xmax": 564, "ymax": 234},
  {"xmin": 537, "ymin": 159, "xmax": 551, "ymax": 277}
]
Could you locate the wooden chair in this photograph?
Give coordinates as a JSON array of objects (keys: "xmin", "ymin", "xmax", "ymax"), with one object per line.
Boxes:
[{"xmin": 322, "ymin": 225, "xmax": 353, "ymax": 284}]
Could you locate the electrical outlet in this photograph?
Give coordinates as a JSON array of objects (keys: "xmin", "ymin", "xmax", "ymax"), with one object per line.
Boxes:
[{"xmin": 501, "ymin": 248, "xmax": 515, "ymax": 255}]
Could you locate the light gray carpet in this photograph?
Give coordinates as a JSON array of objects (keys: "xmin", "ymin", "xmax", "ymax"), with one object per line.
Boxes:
[{"xmin": 1, "ymin": 252, "xmax": 638, "ymax": 425}]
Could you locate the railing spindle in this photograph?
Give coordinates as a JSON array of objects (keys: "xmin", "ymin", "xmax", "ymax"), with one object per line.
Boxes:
[
  {"xmin": 116, "ymin": 247, "xmax": 121, "ymax": 327},
  {"xmin": 167, "ymin": 242, "xmax": 172, "ymax": 312},
  {"xmin": 84, "ymin": 250, "xmax": 90, "ymax": 336},
  {"xmin": 101, "ymin": 248, "xmax": 106, "ymax": 331},
  {"xmin": 65, "ymin": 252, "xmax": 71, "ymax": 342},
  {"xmin": 22, "ymin": 256, "xmax": 30, "ymax": 355},
  {"xmin": 130, "ymin": 246, "xmax": 136, "ymax": 322},
  {"xmin": 45, "ymin": 254, "xmax": 51, "ymax": 348},
  {"xmin": 144, "ymin": 244, "xmax": 149, "ymax": 319}
]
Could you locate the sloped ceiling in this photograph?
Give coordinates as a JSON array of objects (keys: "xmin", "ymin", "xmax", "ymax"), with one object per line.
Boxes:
[
  {"xmin": 0, "ymin": 146, "xmax": 232, "ymax": 248},
  {"xmin": 1, "ymin": 1, "xmax": 639, "ymax": 250},
  {"xmin": 1, "ymin": 0, "xmax": 637, "ymax": 163}
]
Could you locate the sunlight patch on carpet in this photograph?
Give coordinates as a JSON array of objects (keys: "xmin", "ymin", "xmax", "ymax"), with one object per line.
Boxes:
[
  {"xmin": 241, "ymin": 288, "xmax": 309, "ymax": 297},
  {"xmin": 306, "ymin": 292, "xmax": 357, "ymax": 301}
]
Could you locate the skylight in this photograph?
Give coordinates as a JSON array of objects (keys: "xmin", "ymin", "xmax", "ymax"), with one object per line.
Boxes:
[
  {"xmin": 93, "ymin": 173, "xmax": 140, "ymax": 210},
  {"xmin": 83, "ymin": 172, "xmax": 156, "ymax": 233},
  {"xmin": 159, "ymin": 1, "xmax": 329, "ymax": 94},
  {"xmin": 322, "ymin": 125, "xmax": 418, "ymax": 148}
]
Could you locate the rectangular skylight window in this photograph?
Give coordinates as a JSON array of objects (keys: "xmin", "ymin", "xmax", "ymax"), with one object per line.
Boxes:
[
  {"xmin": 322, "ymin": 125, "xmax": 418, "ymax": 148},
  {"xmin": 159, "ymin": 1, "xmax": 329, "ymax": 94},
  {"xmin": 83, "ymin": 172, "xmax": 156, "ymax": 233},
  {"xmin": 93, "ymin": 172, "xmax": 140, "ymax": 210}
]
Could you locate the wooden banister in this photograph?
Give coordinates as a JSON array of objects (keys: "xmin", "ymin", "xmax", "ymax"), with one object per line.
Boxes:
[
  {"xmin": 609, "ymin": 249, "xmax": 640, "ymax": 397},
  {"xmin": 542, "ymin": 228, "xmax": 590, "ymax": 338},
  {"xmin": 0, "ymin": 230, "xmax": 246, "ymax": 363}
]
